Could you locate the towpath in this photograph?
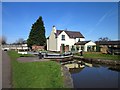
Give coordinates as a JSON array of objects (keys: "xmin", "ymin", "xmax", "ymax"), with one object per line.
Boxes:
[{"xmin": 2, "ymin": 51, "xmax": 12, "ymax": 88}]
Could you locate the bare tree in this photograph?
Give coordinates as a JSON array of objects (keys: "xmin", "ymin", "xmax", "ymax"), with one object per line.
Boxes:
[
  {"xmin": 98, "ymin": 37, "xmax": 110, "ymax": 41},
  {"xmin": 16, "ymin": 38, "xmax": 24, "ymax": 45},
  {"xmin": 1, "ymin": 36, "xmax": 7, "ymax": 45}
]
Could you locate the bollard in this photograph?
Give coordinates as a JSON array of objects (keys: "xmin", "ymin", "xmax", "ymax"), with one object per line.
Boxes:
[{"xmin": 38, "ymin": 53, "xmax": 42, "ymax": 59}]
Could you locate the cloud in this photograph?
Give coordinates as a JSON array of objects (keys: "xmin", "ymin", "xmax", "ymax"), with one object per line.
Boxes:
[
  {"xmin": 86, "ymin": 7, "xmax": 115, "ymax": 35},
  {"xmin": 96, "ymin": 7, "xmax": 114, "ymax": 27},
  {"xmin": 96, "ymin": 13, "xmax": 107, "ymax": 26}
]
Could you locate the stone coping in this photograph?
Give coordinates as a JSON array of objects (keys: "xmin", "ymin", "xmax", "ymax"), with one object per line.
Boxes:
[{"xmin": 61, "ymin": 65, "xmax": 74, "ymax": 88}]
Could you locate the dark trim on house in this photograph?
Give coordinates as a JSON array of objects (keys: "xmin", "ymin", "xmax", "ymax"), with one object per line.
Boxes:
[{"xmin": 74, "ymin": 41, "xmax": 91, "ymax": 45}]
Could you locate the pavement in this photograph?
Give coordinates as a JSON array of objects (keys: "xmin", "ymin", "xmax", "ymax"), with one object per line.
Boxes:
[
  {"xmin": 17, "ymin": 57, "xmax": 50, "ymax": 62},
  {"xmin": 2, "ymin": 51, "xmax": 12, "ymax": 88}
]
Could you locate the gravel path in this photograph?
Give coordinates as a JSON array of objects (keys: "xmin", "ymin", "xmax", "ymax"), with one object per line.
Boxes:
[{"xmin": 2, "ymin": 51, "xmax": 12, "ymax": 88}]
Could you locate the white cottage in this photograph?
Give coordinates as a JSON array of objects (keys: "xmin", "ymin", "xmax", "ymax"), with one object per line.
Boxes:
[{"xmin": 47, "ymin": 26, "xmax": 85, "ymax": 52}]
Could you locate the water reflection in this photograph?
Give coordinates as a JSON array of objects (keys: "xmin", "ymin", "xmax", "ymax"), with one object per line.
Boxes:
[
  {"xmin": 64, "ymin": 60, "xmax": 119, "ymax": 88},
  {"xmin": 108, "ymin": 66, "xmax": 120, "ymax": 72},
  {"xmin": 69, "ymin": 67, "xmax": 84, "ymax": 74}
]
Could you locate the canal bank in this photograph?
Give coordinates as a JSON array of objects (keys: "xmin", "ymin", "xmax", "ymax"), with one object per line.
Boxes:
[
  {"xmin": 57, "ymin": 55, "xmax": 120, "ymax": 88},
  {"xmin": 73, "ymin": 56, "xmax": 120, "ymax": 66},
  {"xmin": 61, "ymin": 65, "xmax": 74, "ymax": 88}
]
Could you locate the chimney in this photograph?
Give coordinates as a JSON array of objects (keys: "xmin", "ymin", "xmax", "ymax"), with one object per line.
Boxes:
[{"xmin": 52, "ymin": 25, "xmax": 56, "ymax": 33}]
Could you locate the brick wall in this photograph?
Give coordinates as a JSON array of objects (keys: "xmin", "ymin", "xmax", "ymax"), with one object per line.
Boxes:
[
  {"xmin": 60, "ymin": 45, "xmax": 69, "ymax": 53},
  {"xmin": 32, "ymin": 45, "xmax": 44, "ymax": 51}
]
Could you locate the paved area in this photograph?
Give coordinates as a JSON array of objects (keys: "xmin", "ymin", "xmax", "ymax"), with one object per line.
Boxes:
[
  {"xmin": 2, "ymin": 51, "xmax": 12, "ymax": 88},
  {"xmin": 17, "ymin": 57, "xmax": 50, "ymax": 62}
]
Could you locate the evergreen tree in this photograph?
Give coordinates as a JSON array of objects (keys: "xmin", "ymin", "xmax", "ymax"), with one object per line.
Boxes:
[{"xmin": 27, "ymin": 16, "xmax": 46, "ymax": 48}]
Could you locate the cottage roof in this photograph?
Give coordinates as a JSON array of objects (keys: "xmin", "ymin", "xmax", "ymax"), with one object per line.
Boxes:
[
  {"xmin": 74, "ymin": 41, "xmax": 91, "ymax": 45},
  {"xmin": 95, "ymin": 41, "xmax": 120, "ymax": 45},
  {"xmin": 56, "ymin": 30, "xmax": 84, "ymax": 38}
]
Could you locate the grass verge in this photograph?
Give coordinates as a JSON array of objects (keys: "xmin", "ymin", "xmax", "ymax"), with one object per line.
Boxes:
[
  {"xmin": 19, "ymin": 54, "xmax": 35, "ymax": 57},
  {"xmin": 75, "ymin": 52, "xmax": 120, "ymax": 60},
  {"xmin": 8, "ymin": 51, "xmax": 64, "ymax": 88}
]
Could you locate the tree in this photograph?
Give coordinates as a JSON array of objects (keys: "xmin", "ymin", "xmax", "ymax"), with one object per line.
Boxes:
[
  {"xmin": 2, "ymin": 36, "xmax": 7, "ymax": 45},
  {"xmin": 16, "ymin": 38, "xmax": 24, "ymax": 44},
  {"xmin": 76, "ymin": 45, "xmax": 80, "ymax": 51},
  {"xmin": 12, "ymin": 38, "xmax": 27, "ymax": 45},
  {"xmin": 98, "ymin": 37, "xmax": 110, "ymax": 41},
  {"xmin": 71, "ymin": 45, "xmax": 75, "ymax": 51},
  {"xmin": 27, "ymin": 16, "xmax": 46, "ymax": 48}
]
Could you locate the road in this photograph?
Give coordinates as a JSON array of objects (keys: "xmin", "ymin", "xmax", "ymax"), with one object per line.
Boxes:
[{"xmin": 2, "ymin": 51, "xmax": 12, "ymax": 88}]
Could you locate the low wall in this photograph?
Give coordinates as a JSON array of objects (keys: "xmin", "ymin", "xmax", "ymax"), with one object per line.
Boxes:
[
  {"xmin": 73, "ymin": 56, "xmax": 120, "ymax": 66},
  {"xmin": 32, "ymin": 45, "xmax": 44, "ymax": 51}
]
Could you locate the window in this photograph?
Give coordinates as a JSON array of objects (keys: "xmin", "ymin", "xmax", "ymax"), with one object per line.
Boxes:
[{"xmin": 61, "ymin": 35, "xmax": 65, "ymax": 40}]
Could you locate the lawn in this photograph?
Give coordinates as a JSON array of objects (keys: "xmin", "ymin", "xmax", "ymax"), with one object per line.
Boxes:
[
  {"xmin": 8, "ymin": 51, "xmax": 64, "ymax": 88},
  {"xmin": 75, "ymin": 52, "xmax": 120, "ymax": 60}
]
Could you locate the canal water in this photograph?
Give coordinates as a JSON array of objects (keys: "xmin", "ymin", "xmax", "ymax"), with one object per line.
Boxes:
[{"xmin": 68, "ymin": 61, "xmax": 119, "ymax": 88}]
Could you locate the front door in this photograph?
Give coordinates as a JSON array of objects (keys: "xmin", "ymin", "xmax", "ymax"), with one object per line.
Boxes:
[{"xmin": 60, "ymin": 44, "xmax": 65, "ymax": 53}]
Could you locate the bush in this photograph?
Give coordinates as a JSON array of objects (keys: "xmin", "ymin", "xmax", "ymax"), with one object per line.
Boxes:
[
  {"xmin": 76, "ymin": 46, "xmax": 79, "ymax": 51},
  {"xmin": 71, "ymin": 45, "xmax": 75, "ymax": 51}
]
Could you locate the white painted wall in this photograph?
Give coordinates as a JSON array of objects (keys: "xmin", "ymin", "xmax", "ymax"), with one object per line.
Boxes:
[
  {"xmin": 57, "ymin": 31, "xmax": 77, "ymax": 51},
  {"xmin": 47, "ymin": 27, "xmax": 57, "ymax": 51},
  {"xmin": 84, "ymin": 41, "xmax": 96, "ymax": 52},
  {"xmin": 22, "ymin": 47, "xmax": 28, "ymax": 49},
  {"xmin": 47, "ymin": 39, "xmax": 49, "ymax": 50},
  {"xmin": 75, "ymin": 38, "xmax": 85, "ymax": 42},
  {"xmin": 75, "ymin": 38, "xmax": 80, "ymax": 42},
  {"xmin": 2, "ymin": 45, "xmax": 28, "ymax": 51},
  {"xmin": 2, "ymin": 47, "xmax": 9, "ymax": 51},
  {"xmin": 80, "ymin": 38, "xmax": 85, "ymax": 41},
  {"xmin": 22, "ymin": 44, "xmax": 27, "ymax": 46},
  {"xmin": 17, "ymin": 47, "xmax": 23, "ymax": 50}
]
